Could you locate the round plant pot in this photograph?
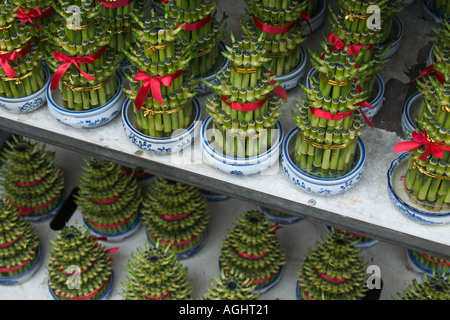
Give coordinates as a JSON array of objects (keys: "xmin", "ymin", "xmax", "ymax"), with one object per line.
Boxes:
[
  {"xmin": 387, "ymin": 152, "xmax": 450, "ymax": 225},
  {"xmin": 117, "ymin": 60, "xmax": 137, "ymax": 78},
  {"xmin": 307, "ymin": 0, "xmax": 326, "ymax": 32},
  {"xmin": 403, "ymin": 0, "xmax": 415, "ymax": 5},
  {"xmin": 201, "ymin": 116, "xmax": 284, "ymax": 176},
  {"xmin": 281, "ymin": 127, "xmax": 366, "ymax": 195},
  {"xmin": 218, "ymin": 260, "xmax": 283, "ymax": 295},
  {"xmin": 22, "ymin": 189, "xmax": 64, "ymax": 223},
  {"xmin": 193, "ymin": 41, "xmax": 230, "ymax": 95},
  {"xmin": 259, "ymin": 206, "xmax": 302, "ymax": 225},
  {"xmin": 378, "ymin": 16, "xmax": 404, "ymax": 60},
  {"xmin": 306, "ymin": 67, "xmax": 385, "ymax": 120},
  {"xmin": 0, "ymin": 65, "xmax": 50, "ymax": 114},
  {"xmin": 122, "ymin": 97, "xmax": 202, "ymax": 154},
  {"xmin": 405, "ymin": 249, "xmax": 450, "ymax": 279},
  {"xmin": 274, "ymin": 46, "xmax": 307, "ymax": 91},
  {"xmin": 47, "ymin": 72, "xmax": 125, "ymax": 129},
  {"xmin": 427, "ymin": 46, "xmax": 435, "ymax": 67},
  {"xmin": 146, "ymin": 228, "xmax": 208, "ymax": 260},
  {"xmin": 48, "ymin": 271, "xmax": 114, "ymax": 300},
  {"xmin": 82, "ymin": 212, "xmax": 142, "ymax": 243},
  {"xmin": 401, "ymin": 92, "xmax": 422, "ymax": 140},
  {"xmin": 423, "ymin": 0, "xmax": 444, "ymax": 29},
  {"xmin": 325, "ymin": 226, "xmax": 379, "ymax": 250},
  {"xmin": 199, "ymin": 190, "xmax": 230, "ymax": 202},
  {"xmin": 0, "ymin": 240, "xmax": 42, "ymax": 286}
]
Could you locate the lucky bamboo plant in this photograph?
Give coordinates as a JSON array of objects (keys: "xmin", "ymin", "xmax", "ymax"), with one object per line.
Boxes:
[
  {"xmin": 47, "ymin": 223, "xmax": 116, "ymax": 300},
  {"xmin": 204, "ymin": 35, "xmax": 286, "ymax": 158},
  {"xmin": 97, "ymin": 0, "xmax": 147, "ymax": 53},
  {"xmin": 122, "ymin": 7, "xmax": 199, "ymax": 138},
  {"xmin": 141, "ymin": 177, "xmax": 209, "ymax": 257},
  {"xmin": 0, "ymin": 1, "xmax": 47, "ymax": 99},
  {"xmin": 0, "ymin": 200, "xmax": 40, "ymax": 282},
  {"xmin": 75, "ymin": 157, "xmax": 142, "ymax": 240},
  {"xmin": 154, "ymin": 0, "xmax": 228, "ymax": 78},
  {"xmin": 43, "ymin": 0, "xmax": 121, "ymax": 111},
  {"xmin": 240, "ymin": 0, "xmax": 309, "ymax": 76},
  {"xmin": 293, "ymin": 36, "xmax": 377, "ymax": 178},
  {"xmin": 0, "ymin": 135, "xmax": 64, "ymax": 221},
  {"xmin": 219, "ymin": 210, "xmax": 286, "ymax": 293},
  {"xmin": 296, "ymin": 231, "xmax": 369, "ymax": 300},
  {"xmin": 409, "ymin": 250, "xmax": 450, "ymax": 276},
  {"xmin": 394, "ymin": 272, "xmax": 449, "ymax": 300},
  {"xmin": 120, "ymin": 241, "xmax": 193, "ymax": 300},
  {"xmin": 431, "ymin": 0, "xmax": 450, "ymax": 18},
  {"xmin": 203, "ymin": 269, "xmax": 260, "ymax": 300}
]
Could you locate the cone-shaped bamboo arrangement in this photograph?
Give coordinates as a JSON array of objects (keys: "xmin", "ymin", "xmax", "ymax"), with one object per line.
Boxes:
[
  {"xmin": 75, "ymin": 157, "xmax": 142, "ymax": 241},
  {"xmin": 203, "ymin": 269, "xmax": 260, "ymax": 300},
  {"xmin": 155, "ymin": 0, "xmax": 228, "ymax": 78},
  {"xmin": 121, "ymin": 8, "xmax": 199, "ymax": 138},
  {"xmin": 240, "ymin": 0, "xmax": 309, "ymax": 77},
  {"xmin": 0, "ymin": 200, "xmax": 41, "ymax": 284},
  {"xmin": 296, "ymin": 231, "xmax": 369, "ymax": 300},
  {"xmin": 141, "ymin": 177, "xmax": 209, "ymax": 258},
  {"xmin": 431, "ymin": 0, "xmax": 450, "ymax": 18},
  {"xmin": 394, "ymin": 273, "xmax": 449, "ymax": 300},
  {"xmin": 204, "ymin": 35, "xmax": 286, "ymax": 158},
  {"xmin": 0, "ymin": 1, "xmax": 48, "ymax": 99},
  {"xmin": 393, "ymin": 36, "xmax": 450, "ymax": 212},
  {"xmin": 43, "ymin": 0, "xmax": 121, "ymax": 111},
  {"xmin": 13, "ymin": 0, "xmax": 55, "ymax": 38},
  {"xmin": 408, "ymin": 250, "xmax": 450, "ymax": 277},
  {"xmin": 293, "ymin": 36, "xmax": 377, "ymax": 178},
  {"xmin": 47, "ymin": 223, "xmax": 115, "ymax": 300},
  {"xmin": 0, "ymin": 135, "xmax": 64, "ymax": 222},
  {"xmin": 97, "ymin": 0, "xmax": 147, "ymax": 53},
  {"xmin": 219, "ymin": 210, "xmax": 286, "ymax": 293},
  {"xmin": 120, "ymin": 241, "xmax": 193, "ymax": 300}
]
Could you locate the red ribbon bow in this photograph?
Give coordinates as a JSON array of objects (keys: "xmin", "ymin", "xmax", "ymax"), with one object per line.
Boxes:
[
  {"xmin": 177, "ymin": 14, "xmax": 211, "ymax": 31},
  {"xmin": 327, "ymin": 33, "xmax": 373, "ymax": 59},
  {"xmin": 51, "ymin": 46, "xmax": 106, "ymax": 90},
  {"xmin": 0, "ymin": 43, "xmax": 31, "ymax": 78},
  {"xmin": 98, "ymin": 0, "xmax": 134, "ymax": 8},
  {"xmin": 15, "ymin": 7, "xmax": 54, "ymax": 29},
  {"xmin": 301, "ymin": 11, "xmax": 313, "ymax": 40},
  {"xmin": 355, "ymin": 85, "xmax": 374, "ymax": 129},
  {"xmin": 408, "ymin": 64, "xmax": 445, "ymax": 85},
  {"xmin": 393, "ymin": 130, "xmax": 450, "ymax": 161},
  {"xmin": 133, "ymin": 69, "xmax": 183, "ymax": 110}
]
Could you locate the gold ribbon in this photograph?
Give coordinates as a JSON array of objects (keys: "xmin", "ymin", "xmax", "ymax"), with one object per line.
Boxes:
[
  {"xmin": 231, "ymin": 64, "xmax": 260, "ymax": 74},
  {"xmin": 61, "ymin": 75, "xmax": 114, "ymax": 92},
  {"xmin": 0, "ymin": 64, "xmax": 40, "ymax": 84},
  {"xmin": 411, "ymin": 159, "xmax": 450, "ymax": 181},
  {"xmin": 145, "ymin": 42, "xmax": 173, "ymax": 56},
  {"xmin": 141, "ymin": 99, "xmax": 190, "ymax": 119},
  {"xmin": 0, "ymin": 23, "xmax": 13, "ymax": 32},
  {"xmin": 66, "ymin": 20, "xmax": 93, "ymax": 31},
  {"xmin": 195, "ymin": 47, "xmax": 212, "ymax": 58},
  {"xmin": 215, "ymin": 123, "xmax": 266, "ymax": 140},
  {"xmin": 345, "ymin": 12, "xmax": 371, "ymax": 22},
  {"xmin": 442, "ymin": 105, "xmax": 450, "ymax": 112},
  {"xmin": 321, "ymin": 74, "xmax": 351, "ymax": 87},
  {"xmin": 267, "ymin": 46, "xmax": 299, "ymax": 58},
  {"xmin": 299, "ymin": 130, "xmax": 349, "ymax": 150},
  {"xmin": 108, "ymin": 27, "xmax": 131, "ymax": 35}
]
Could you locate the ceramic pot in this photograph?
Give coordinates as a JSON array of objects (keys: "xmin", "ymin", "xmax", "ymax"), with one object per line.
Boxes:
[
  {"xmin": 405, "ymin": 249, "xmax": 450, "ymax": 279},
  {"xmin": 378, "ymin": 16, "xmax": 404, "ymax": 60},
  {"xmin": 401, "ymin": 92, "xmax": 422, "ymax": 140},
  {"xmin": 273, "ymin": 46, "xmax": 307, "ymax": 91},
  {"xmin": 82, "ymin": 212, "xmax": 141, "ymax": 243},
  {"xmin": 423, "ymin": 0, "xmax": 443, "ymax": 29},
  {"xmin": 259, "ymin": 206, "xmax": 302, "ymax": 225}
]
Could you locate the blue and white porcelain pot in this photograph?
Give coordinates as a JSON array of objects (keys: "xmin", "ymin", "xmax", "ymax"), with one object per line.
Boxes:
[
  {"xmin": 307, "ymin": 0, "xmax": 326, "ymax": 32},
  {"xmin": 274, "ymin": 46, "xmax": 307, "ymax": 91},
  {"xmin": 401, "ymin": 92, "xmax": 422, "ymax": 140},
  {"xmin": 201, "ymin": 116, "xmax": 284, "ymax": 176},
  {"xmin": 423, "ymin": 0, "xmax": 443, "ymax": 29},
  {"xmin": 47, "ymin": 72, "xmax": 125, "ymax": 129},
  {"xmin": 281, "ymin": 128, "xmax": 366, "ymax": 195},
  {"xmin": 259, "ymin": 206, "xmax": 302, "ymax": 225},
  {"xmin": 146, "ymin": 228, "xmax": 208, "ymax": 260},
  {"xmin": 325, "ymin": 226, "xmax": 379, "ymax": 250},
  {"xmin": 0, "ymin": 240, "xmax": 42, "ymax": 286},
  {"xmin": 23, "ymin": 191, "xmax": 65, "ymax": 223},
  {"xmin": 0, "ymin": 65, "xmax": 50, "ymax": 114},
  {"xmin": 199, "ymin": 190, "xmax": 230, "ymax": 202},
  {"xmin": 405, "ymin": 249, "xmax": 450, "ymax": 279},
  {"xmin": 82, "ymin": 212, "xmax": 142, "ymax": 243},
  {"xmin": 122, "ymin": 97, "xmax": 202, "ymax": 154},
  {"xmin": 194, "ymin": 41, "xmax": 230, "ymax": 95},
  {"xmin": 306, "ymin": 68, "xmax": 385, "ymax": 120},
  {"xmin": 387, "ymin": 152, "xmax": 450, "ymax": 225},
  {"xmin": 378, "ymin": 16, "xmax": 404, "ymax": 60}
]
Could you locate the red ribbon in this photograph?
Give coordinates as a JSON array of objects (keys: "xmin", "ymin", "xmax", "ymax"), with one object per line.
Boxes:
[
  {"xmin": 177, "ymin": 14, "xmax": 211, "ymax": 31},
  {"xmin": 354, "ymin": 85, "xmax": 374, "ymax": 129},
  {"xmin": 86, "ymin": 212, "xmax": 135, "ymax": 229},
  {"xmin": 221, "ymin": 94, "xmax": 269, "ymax": 112},
  {"xmin": 162, "ymin": 211, "xmax": 192, "ymax": 220},
  {"xmin": 327, "ymin": 33, "xmax": 373, "ymax": 59},
  {"xmin": 133, "ymin": 69, "xmax": 183, "ymax": 110},
  {"xmin": 0, "ymin": 235, "xmax": 20, "ymax": 248},
  {"xmin": 310, "ymin": 107, "xmax": 354, "ymax": 121},
  {"xmin": 420, "ymin": 253, "xmax": 450, "ymax": 266},
  {"xmin": 154, "ymin": 234, "xmax": 197, "ymax": 247},
  {"xmin": 54, "ymin": 277, "xmax": 110, "ymax": 300},
  {"xmin": 253, "ymin": 15, "xmax": 297, "ymax": 34},
  {"xmin": 7, "ymin": 195, "xmax": 58, "ymax": 217},
  {"xmin": 97, "ymin": 0, "xmax": 134, "ymax": 8},
  {"xmin": 15, "ymin": 7, "xmax": 54, "ymax": 29},
  {"xmin": 0, "ymin": 43, "xmax": 31, "ymax": 78},
  {"xmin": 50, "ymin": 46, "xmax": 106, "ymax": 90},
  {"xmin": 408, "ymin": 64, "xmax": 445, "ymax": 85},
  {"xmin": 316, "ymin": 268, "xmax": 348, "ymax": 283},
  {"xmin": 252, "ymin": 272, "xmax": 275, "ymax": 285},
  {"xmin": 0, "ymin": 257, "xmax": 31, "ymax": 272},
  {"xmin": 145, "ymin": 290, "xmax": 173, "ymax": 300},
  {"xmin": 237, "ymin": 250, "xmax": 268, "ymax": 259},
  {"xmin": 393, "ymin": 130, "xmax": 450, "ymax": 161},
  {"xmin": 301, "ymin": 11, "xmax": 313, "ymax": 40},
  {"xmin": 92, "ymin": 193, "xmax": 122, "ymax": 204},
  {"xmin": 15, "ymin": 174, "xmax": 47, "ymax": 187}
]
